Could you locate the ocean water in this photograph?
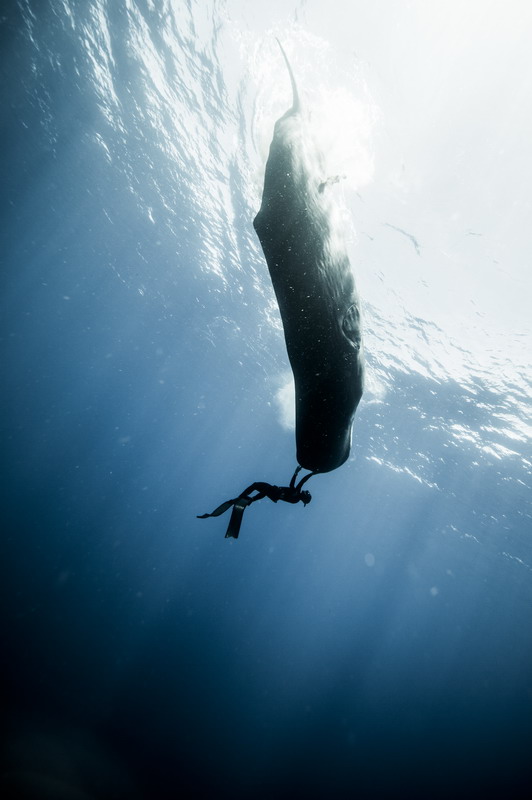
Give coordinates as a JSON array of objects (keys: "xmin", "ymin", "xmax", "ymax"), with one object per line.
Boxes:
[{"xmin": 1, "ymin": 1, "xmax": 531, "ymax": 797}]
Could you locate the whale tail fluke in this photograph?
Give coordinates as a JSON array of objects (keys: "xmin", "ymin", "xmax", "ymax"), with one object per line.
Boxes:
[{"xmin": 276, "ymin": 38, "xmax": 300, "ymax": 114}]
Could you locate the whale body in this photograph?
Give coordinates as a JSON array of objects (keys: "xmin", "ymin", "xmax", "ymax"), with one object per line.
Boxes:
[{"xmin": 253, "ymin": 43, "xmax": 364, "ymax": 473}]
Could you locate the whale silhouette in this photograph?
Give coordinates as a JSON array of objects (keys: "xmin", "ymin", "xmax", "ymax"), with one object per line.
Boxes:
[
  {"xmin": 197, "ymin": 42, "xmax": 365, "ymax": 537},
  {"xmin": 253, "ymin": 41, "xmax": 364, "ymax": 473}
]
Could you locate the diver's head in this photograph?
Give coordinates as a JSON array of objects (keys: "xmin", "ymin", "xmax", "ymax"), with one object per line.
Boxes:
[{"xmin": 300, "ymin": 490, "xmax": 312, "ymax": 506}]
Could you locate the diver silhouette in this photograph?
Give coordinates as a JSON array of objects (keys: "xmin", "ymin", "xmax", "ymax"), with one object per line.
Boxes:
[{"xmin": 197, "ymin": 466, "xmax": 315, "ymax": 539}]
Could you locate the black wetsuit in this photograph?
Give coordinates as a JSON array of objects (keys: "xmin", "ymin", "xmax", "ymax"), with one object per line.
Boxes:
[
  {"xmin": 197, "ymin": 467, "xmax": 314, "ymax": 538},
  {"xmin": 238, "ymin": 481, "xmax": 307, "ymax": 504}
]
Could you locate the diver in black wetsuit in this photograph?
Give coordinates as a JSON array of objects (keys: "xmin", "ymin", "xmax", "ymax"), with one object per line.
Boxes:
[{"xmin": 197, "ymin": 466, "xmax": 314, "ymax": 539}]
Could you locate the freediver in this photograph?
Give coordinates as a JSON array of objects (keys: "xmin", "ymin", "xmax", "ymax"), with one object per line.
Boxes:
[{"xmin": 197, "ymin": 466, "xmax": 315, "ymax": 539}]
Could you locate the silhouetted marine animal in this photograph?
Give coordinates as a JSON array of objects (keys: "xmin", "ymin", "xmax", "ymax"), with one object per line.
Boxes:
[{"xmin": 198, "ymin": 40, "xmax": 364, "ymax": 538}]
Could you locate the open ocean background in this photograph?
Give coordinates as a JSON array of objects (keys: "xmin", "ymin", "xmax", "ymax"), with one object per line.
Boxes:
[{"xmin": 1, "ymin": 1, "xmax": 531, "ymax": 797}]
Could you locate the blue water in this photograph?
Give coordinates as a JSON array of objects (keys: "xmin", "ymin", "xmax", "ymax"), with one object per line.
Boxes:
[{"xmin": 2, "ymin": 2, "xmax": 531, "ymax": 798}]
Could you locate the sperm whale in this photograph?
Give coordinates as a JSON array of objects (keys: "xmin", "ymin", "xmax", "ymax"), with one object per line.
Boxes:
[{"xmin": 253, "ymin": 41, "xmax": 364, "ymax": 473}]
